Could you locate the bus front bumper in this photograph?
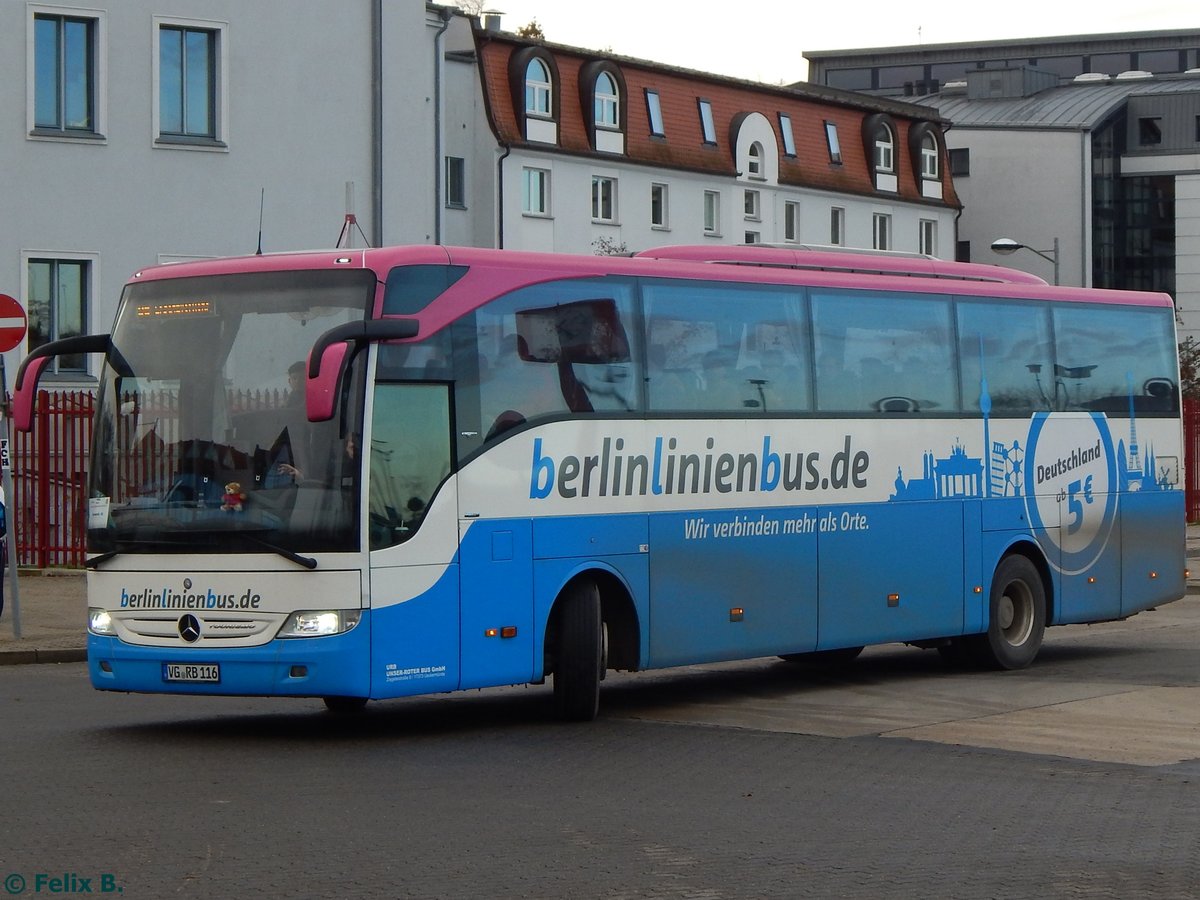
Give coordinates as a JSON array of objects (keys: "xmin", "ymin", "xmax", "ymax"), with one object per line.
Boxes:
[{"xmin": 87, "ymin": 610, "xmax": 371, "ymax": 698}]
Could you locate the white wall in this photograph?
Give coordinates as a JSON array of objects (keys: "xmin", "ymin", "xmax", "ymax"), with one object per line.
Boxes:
[
  {"xmin": 0, "ymin": 1, "xmax": 410, "ymax": 382},
  {"xmin": 500, "ymin": 149, "xmax": 957, "ymax": 257},
  {"xmin": 947, "ymin": 128, "xmax": 1087, "ymax": 285}
]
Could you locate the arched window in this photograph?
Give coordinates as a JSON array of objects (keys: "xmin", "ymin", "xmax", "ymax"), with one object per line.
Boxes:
[
  {"xmin": 525, "ymin": 58, "xmax": 551, "ymax": 117},
  {"xmin": 747, "ymin": 141, "xmax": 763, "ymax": 178},
  {"xmin": 920, "ymin": 131, "xmax": 939, "ymax": 178},
  {"xmin": 873, "ymin": 122, "xmax": 894, "ymax": 173},
  {"xmin": 595, "ymin": 71, "xmax": 619, "ymax": 128}
]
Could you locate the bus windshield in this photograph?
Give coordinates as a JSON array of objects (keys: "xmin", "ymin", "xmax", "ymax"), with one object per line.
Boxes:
[{"xmin": 88, "ymin": 269, "xmax": 375, "ymax": 556}]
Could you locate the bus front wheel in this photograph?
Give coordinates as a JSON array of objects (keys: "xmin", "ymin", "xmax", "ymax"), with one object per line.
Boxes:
[
  {"xmin": 552, "ymin": 579, "xmax": 602, "ymax": 722},
  {"xmin": 969, "ymin": 555, "xmax": 1046, "ymax": 670}
]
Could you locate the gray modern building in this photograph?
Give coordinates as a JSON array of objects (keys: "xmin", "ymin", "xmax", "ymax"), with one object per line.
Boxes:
[
  {"xmin": 805, "ymin": 29, "xmax": 1200, "ymax": 98},
  {"xmin": 806, "ymin": 31, "xmax": 1200, "ymax": 341}
]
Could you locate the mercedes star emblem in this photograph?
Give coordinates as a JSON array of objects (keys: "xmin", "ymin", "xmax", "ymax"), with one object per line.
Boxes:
[{"xmin": 178, "ymin": 614, "xmax": 201, "ymax": 643}]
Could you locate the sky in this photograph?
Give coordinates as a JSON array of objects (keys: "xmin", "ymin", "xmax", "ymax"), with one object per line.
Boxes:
[{"xmin": 478, "ymin": 1, "xmax": 1198, "ymax": 85}]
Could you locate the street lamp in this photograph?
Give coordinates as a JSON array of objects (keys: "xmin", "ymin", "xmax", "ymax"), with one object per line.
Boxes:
[{"xmin": 991, "ymin": 236, "xmax": 1060, "ymax": 285}]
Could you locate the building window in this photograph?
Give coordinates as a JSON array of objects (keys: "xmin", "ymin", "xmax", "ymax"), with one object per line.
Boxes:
[
  {"xmin": 33, "ymin": 12, "xmax": 98, "ymax": 134},
  {"xmin": 646, "ymin": 89, "xmax": 665, "ymax": 137},
  {"xmin": 698, "ymin": 100, "xmax": 717, "ymax": 145},
  {"xmin": 744, "ymin": 231, "xmax": 760, "ymax": 244},
  {"xmin": 920, "ymin": 133, "xmax": 939, "ymax": 178},
  {"xmin": 592, "ymin": 176, "xmax": 617, "ymax": 223},
  {"xmin": 26, "ymin": 257, "xmax": 89, "ymax": 372},
  {"xmin": 956, "ymin": 240, "xmax": 971, "ymax": 263},
  {"xmin": 159, "ymin": 25, "xmax": 216, "ymax": 138},
  {"xmin": 830, "ymin": 207, "xmax": 845, "ymax": 245},
  {"xmin": 744, "ymin": 189, "xmax": 760, "ymax": 220},
  {"xmin": 747, "ymin": 142, "xmax": 764, "ymax": 178},
  {"xmin": 825, "ymin": 122, "xmax": 842, "ymax": 164},
  {"xmin": 779, "ymin": 113, "xmax": 797, "ymax": 157},
  {"xmin": 445, "ymin": 156, "xmax": 465, "ymax": 209},
  {"xmin": 651, "ymin": 183, "xmax": 669, "ymax": 229},
  {"xmin": 784, "ymin": 202, "xmax": 800, "ymax": 242},
  {"xmin": 703, "ymin": 190, "xmax": 721, "ymax": 235},
  {"xmin": 919, "ymin": 219, "xmax": 937, "ymax": 256},
  {"xmin": 1139, "ymin": 117, "xmax": 1163, "ymax": 146},
  {"xmin": 873, "ymin": 213, "xmax": 892, "ymax": 250},
  {"xmin": 525, "ymin": 58, "xmax": 552, "ymax": 117},
  {"xmin": 949, "ymin": 148, "xmax": 970, "ymax": 176},
  {"xmin": 154, "ymin": 17, "xmax": 226, "ymax": 147},
  {"xmin": 522, "ymin": 167, "xmax": 550, "ymax": 215},
  {"xmin": 595, "ymin": 72, "xmax": 619, "ymax": 128}
]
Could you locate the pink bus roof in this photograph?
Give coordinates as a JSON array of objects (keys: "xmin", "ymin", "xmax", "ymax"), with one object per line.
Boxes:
[{"xmin": 126, "ymin": 244, "xmax": 1175, "ymax": 337}]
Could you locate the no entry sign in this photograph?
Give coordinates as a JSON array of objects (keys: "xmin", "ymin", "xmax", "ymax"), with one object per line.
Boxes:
[{"xmin": 0, "ymin": 294, "xmax": 27, "ymax": 353}]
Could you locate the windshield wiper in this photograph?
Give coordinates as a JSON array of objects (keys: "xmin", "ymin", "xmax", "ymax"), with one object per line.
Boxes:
[
  {"xmin": 85, "ymin": 550, "xmax": 120, "ymax": 569},
  {"xmin": 241, "ymin": 535, "xmax": 318, "ymax": 570}
]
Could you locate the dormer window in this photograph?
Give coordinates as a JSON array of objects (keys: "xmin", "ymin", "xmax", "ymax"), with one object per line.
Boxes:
[
  {"xmin": 862, "ymin": 113, "xmax": 898, "ymax": 192},
  {"xmin": 595, "ymin": 72, "xmax": 618, "ymax": 128},
  {"xmin": 580, "ymin": 60, "xmax": 626, "ymax": 154},
  {"xmin": 908, "ymin": 121, "xmax": 944, "ymax": 200},
  {"xmin": 510, "ymin": 48, "xmax": 559, "ymax": 144},
  {"xmin": 525, "ymin": 58, "xmax": 551, "ymax": 117}
]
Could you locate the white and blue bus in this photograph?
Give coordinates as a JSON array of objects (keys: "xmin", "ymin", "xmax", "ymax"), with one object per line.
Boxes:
[{"xmin": 15, "ymin": 244, "xmax": 1186, "ymax": 719}]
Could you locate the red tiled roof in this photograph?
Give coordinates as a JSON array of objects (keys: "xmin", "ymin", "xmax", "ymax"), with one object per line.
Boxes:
[{"xmin": 476, "ymin": 32, "xmax": 961, "ymax": 210}]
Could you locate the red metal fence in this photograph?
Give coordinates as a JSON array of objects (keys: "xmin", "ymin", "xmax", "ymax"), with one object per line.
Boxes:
[
  {"xmin": 10, "ymin": 391, "xmax": 1200, "ymax": 567},
  {"xmin": 1185, "ymin": 399, "xmax": 1200, "ymax": 522},
  {"xmin": 12, "ymin": 390, "xmax": 94, "ymax": 568}
]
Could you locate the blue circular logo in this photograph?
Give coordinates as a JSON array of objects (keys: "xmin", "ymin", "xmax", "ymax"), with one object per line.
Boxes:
[{"xmin": 1023, "ymin": 412, "xmax": 1118, "ymax": 575}]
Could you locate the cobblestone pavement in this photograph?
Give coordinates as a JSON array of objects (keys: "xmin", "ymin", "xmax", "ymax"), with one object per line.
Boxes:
[{"xmin": 3, "ymin": 619, "xmax": 1199, "ymax": 898}]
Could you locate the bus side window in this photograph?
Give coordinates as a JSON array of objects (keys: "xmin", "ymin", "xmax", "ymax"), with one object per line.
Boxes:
[
  {"xmin": 468, "ymin": 278, "xmax": 640, "ymax": 443},
  {"xmin": 958, "ymin": 301, "xmax": 1053, "ymax": 414}
]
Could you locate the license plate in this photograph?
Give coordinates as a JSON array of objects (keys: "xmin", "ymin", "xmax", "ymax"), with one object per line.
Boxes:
[{"xmin": 162, "ymin": 662, "xmax": 220, "ymax": 683}]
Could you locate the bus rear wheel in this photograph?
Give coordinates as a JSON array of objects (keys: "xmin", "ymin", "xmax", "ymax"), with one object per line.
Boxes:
[
  {"xmin": 552, "ymin": 579, "xmax": 603, "ymax": 722},
  {"xmin": 968, "ymin": 554, "xmax": 1046, "ymax": 670}
]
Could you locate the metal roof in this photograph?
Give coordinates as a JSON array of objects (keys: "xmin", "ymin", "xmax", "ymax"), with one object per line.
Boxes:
[{"xmin": 913, "ymin": 74, "xmax": 1200, "ymax": 130}]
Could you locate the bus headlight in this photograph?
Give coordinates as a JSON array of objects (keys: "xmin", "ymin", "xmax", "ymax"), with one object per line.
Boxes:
[
  {"xmin": 277, "ymin": 609, "xmax": 361, "ymax": 638},
  {"xmin": 88, "ymin": 608, "xmax": 117, "ymax": 636}
]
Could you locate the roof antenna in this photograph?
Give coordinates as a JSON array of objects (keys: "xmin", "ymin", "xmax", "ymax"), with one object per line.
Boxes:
[
  {"xmin": 255, "ymin": 188, "xmax": 265, "ymax": 255},
  {"xmin": 336, "ymin": 180, "xmax": 371, "ymax": 248}
]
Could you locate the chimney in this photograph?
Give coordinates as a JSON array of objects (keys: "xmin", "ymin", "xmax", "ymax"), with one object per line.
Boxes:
[{"xmin": 483, "ymin": 11, "xmax": 502, "ymax": 31}]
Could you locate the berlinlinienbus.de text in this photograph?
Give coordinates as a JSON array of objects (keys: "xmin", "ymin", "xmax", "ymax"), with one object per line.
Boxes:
[{"xmin": 529, "ymin": 435, "xmax": 870, "ymax": 500}]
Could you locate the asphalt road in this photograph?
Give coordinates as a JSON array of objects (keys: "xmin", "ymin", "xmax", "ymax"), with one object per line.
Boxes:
[{"xmin": 2, "ymin": 598, "xmax": 1198, "ymax": 899}]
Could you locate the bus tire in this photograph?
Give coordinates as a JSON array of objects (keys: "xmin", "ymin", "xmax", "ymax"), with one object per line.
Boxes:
[
  {"xmin": 552, "ymin": 579, "xmax": 602, "ymax": 722},
  {"xmin": 969, "ymin": 554, "xmax": 1046, "ymax": 670},
  {"xmin": 323, "ymin": 696, "xmax": 368, "ymax": 714}
]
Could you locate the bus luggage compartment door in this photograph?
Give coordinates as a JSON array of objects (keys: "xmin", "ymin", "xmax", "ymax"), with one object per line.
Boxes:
[
  {"xmin": 817, "ymin": 501, "xmax": 963, "ymax": 648},
  {"xmin": 647, "ymin": 508, "xmax": 819, "ymax": 667}
]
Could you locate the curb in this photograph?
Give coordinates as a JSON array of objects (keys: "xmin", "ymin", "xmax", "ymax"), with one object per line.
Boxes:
[{"xmin": 0, "ymin": 648, "xmax": 87, "ymax": 666}]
